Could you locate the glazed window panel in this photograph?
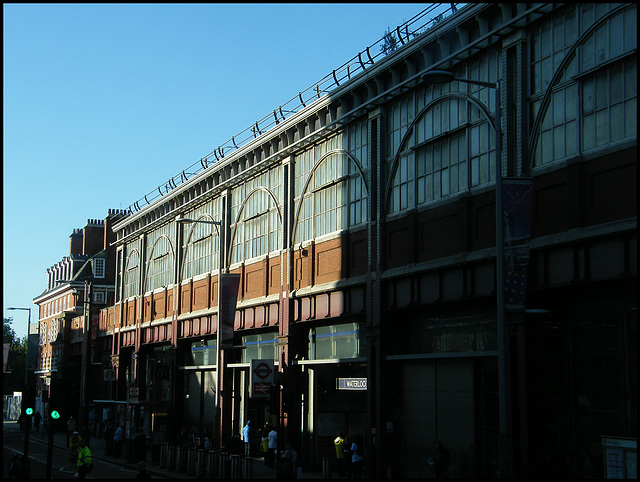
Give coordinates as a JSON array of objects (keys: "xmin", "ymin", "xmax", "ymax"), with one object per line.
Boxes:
[
  {"xmin": 183, "ymin": 200, "xmax": 221, "ymax": 279},
  {"xmin": 530, "ymin": 6, "xmax": 578, "ymax": 96},
  {"xmin": 532, "ymin": 5, "xmax": 637, "ymax": 169},
  {"xmin": 40, "ymin": 322, "xmax": 47, "ymax": 345},
  {"xmin": 347, "ymin": 119, "xmax": 369, "ymax": 171},
  {"xmin": 124, "ymin": 249, "xmax": 140, "ymax": 299},
  {"xmin": 389, "ymin": 153, "xmax": 415, "ymax": 213},
  {"xmin": 230, "ymin": 170, "xmax": 281, "ymax": 264},
  {"xmin": 582, "ymin": 59, "xmax": 637, "ymax": 152},
  {"xmin": 386, "ymin": 94, "xmax": 415, "ymax": 158},
  {"xmin": 146, "ymin": 235, "xmax": 174, "ymax": 292}
]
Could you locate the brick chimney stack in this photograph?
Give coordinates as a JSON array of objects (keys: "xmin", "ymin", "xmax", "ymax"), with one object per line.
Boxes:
[
  {"xmin": 83, "ymin": 219, "xmax": 105, "ymax": 256},
  {"xmin": 70, "ymin": 229, "xmax": 83, "ymax": 255}
]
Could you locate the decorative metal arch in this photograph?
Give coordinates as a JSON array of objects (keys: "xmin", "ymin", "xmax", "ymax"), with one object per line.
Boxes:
[
  {"xmin": 179, "ymin": 213, "xmax": 221, "ymax": 281},
  {"xmin": 228, "ymin": 186, "xmax": 283, "ymax": 264},
  {"xmin": 143, "ymin": 235, "xmax": 176, "ymax": 294},
  {"xmin": 526, "ymin": 4, "xmax": 633, "ymax": 172},
  {"xmin": 383, "ymin": 91, "xmax": 496, "ymax": 215},
  {"xmin": 292, "ymin": 148, "xmax": 370, "ymax": 244},
  {"xmin": 123, "ymin": 247, "xmax": 141, "ymax": 298}
]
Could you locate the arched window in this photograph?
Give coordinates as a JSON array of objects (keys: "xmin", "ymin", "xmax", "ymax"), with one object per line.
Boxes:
[
  {"xmin": 529, "ymin": 4, "xmax": 636, "ymax": 168},
  {"xmin": 230, "ymin": 169, "xmax": 282, "ymax": 264},
  {"xmin": 386, "ymin": 71, "xmax": 498, "ymax": 216},
  {"xmin": 124, "ymin": 249, "xmax": 140, "ymax": 299},
  {"xmin": 294, "ymin": 147, "xmax": 369, "ymax": 244},
  {"xmin": 145, "ymin": 236, "xmax": 174, "ymax": 292}
]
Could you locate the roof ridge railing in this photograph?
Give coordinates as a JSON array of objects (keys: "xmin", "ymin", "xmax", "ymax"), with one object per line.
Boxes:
[{"xmin": 125, "ymin": 3, "xmax": 461, "ymax": 215}]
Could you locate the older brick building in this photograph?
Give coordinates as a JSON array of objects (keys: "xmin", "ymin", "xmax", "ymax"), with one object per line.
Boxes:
[
  {"xmin": 94, "ymin": 3, "xmax": 635, "ymax": 478},
  {"xmin": 33, "ymin": 210, "xmax": 125, "ymax": 428}
]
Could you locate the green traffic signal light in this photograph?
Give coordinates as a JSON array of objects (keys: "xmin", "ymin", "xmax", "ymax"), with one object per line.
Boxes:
[
  {"xmin": 25, "ymin": 407, "xmax": 34, "ymax": 416},
  {"xmin": 51, "ymin": 410, "xmax": 60, "ymax": 420}
]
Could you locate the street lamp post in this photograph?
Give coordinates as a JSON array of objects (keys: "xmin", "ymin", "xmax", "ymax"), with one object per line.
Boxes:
[
  {"xmin": 421, "ymin": 70, "xmax": 510, "ymax": 477},
  {"xmin": 8, "ymin": 306, "xmax": 33, "ymax": 458}
]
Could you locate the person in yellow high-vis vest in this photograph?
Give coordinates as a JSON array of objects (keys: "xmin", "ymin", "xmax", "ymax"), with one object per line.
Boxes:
[
  {"xmin": 76, "ymin": 439, "xmax": 92, "ymax": 479},
  {"xmin": 334, "ymin": 433, "xmax": 346, "ymax": 476}
]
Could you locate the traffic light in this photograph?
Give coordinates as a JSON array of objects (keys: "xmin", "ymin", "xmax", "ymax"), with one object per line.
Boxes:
[{"xmin": 22, "ymin": 385, "xmax": 36, "ymax": 416}]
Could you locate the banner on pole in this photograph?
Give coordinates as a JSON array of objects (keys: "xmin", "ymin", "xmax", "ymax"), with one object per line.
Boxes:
[
  {"xmin": 502, "ymin": 178, "xmax": 534, "ymax": 310},
  {"xmin": 219, "ymin": 273, "xmax": 241, "ymax": 345}
]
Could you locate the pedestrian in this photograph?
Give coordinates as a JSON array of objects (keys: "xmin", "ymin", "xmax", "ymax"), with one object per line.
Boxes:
[
  {"xmin": 135, "ymin": 460, "xmax": 152, "ymax": 479},
  {"xmin": 8, "ymin": 452, "xmax": 21, "ymax": 479},
  {"xmin": 261, "ymin": 425, "xmax": 270, "ymax": 465},
  {"xmin": 104, "ymin": 420, "xmax": 114, "ymax": 455},
  {"xmin": 186, "ymin": 426, "xmax": 197, "ymax": 448},
  {"xmin": 280, "ymin": 443, "xmax": 298, "ymax": 479},
  {"xmin": 113, "ymin": 423, "xmax": 123, "ymax": 458},
  {"xmin": 350, "ymin": 434, "xmax": 365, "ymax": 479},
  {"xmin": 76, "ymin": 438, "xmax": 93, "ymax": 479},
  {"xmin": 69, "ymin": 431, "xmax": 83, "ymax": 466},
  {"xmin": 267, "ymin": 426, "xmax": 278, "ymax": 468},
  {"xmin": 227, "ymin": 431, "xmax": 244, "ymax": 456},
  {"xmin": 204, "ymin": 430, "xmax": 213, "ymax": 451},
  {"xmin": 34, "ymin": 410, "xmax": 42, "ymax": 432},
  {"xmin": 334, "ymin": 432, "xmax": 346, "ymax": 476},
  {"xmin": 432, "ymin": 441, "xmax": 450, "ymax": 479},
  {"xmin": 67, "ymin": 416, "xmax": 77, "ymax": 446},
  {"xmin": 242, "ymin": 420, "xmax": 252, "ymax": 457}
]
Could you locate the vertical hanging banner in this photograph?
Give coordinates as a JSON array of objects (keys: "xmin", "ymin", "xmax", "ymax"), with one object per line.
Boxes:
[
  {"xmin": 219, "ymin": 273, "xmax": 241, "ymax": 345},
  {"xmin": 502, "ymin": 178, "xmax": 534, "ymax": 310}
]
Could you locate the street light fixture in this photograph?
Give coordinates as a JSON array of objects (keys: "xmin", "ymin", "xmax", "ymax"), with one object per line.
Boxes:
[{"xmin": 421, "ymin": 70, "xmax": 510, "ymax": 477}]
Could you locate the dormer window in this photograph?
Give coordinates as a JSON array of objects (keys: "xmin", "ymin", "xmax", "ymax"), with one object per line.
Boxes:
[{"xmin": 94, "ymin": 258, "xmax": 105, "ymax": 278}]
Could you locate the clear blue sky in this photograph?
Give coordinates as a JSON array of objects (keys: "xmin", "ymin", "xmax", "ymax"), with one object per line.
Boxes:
[{"xmin": 4, "ymin": 3, "xmax": 453, "ymax": 339}]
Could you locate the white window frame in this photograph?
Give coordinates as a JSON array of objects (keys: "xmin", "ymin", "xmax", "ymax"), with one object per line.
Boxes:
[{"xmin": 93, "ymin": 258, "xmax": 106, "ymax": 278}]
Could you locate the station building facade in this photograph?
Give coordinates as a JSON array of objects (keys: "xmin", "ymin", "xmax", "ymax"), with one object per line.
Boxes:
[{"xmin": 97, "ymin": 3, "xmax": 635, "ymax": 478}]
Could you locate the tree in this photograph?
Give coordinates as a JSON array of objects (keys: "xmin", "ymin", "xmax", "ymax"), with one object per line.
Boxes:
[
  {"xmin": 3, "ymin": 317, "xmax": 27, "ymax": 395},
  {"xmin": 380, "ymin": 28, "xmax": 398, "ymax": 56}
]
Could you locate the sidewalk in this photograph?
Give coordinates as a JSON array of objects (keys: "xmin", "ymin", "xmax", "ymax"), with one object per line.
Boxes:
[{"xmin": 5, "ymin": 418, "xmax": 324, "ymax": 479}]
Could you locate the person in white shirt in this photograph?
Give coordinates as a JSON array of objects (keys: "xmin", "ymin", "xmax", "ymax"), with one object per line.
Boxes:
[{"xmin": 267, "ymin": 427, "xmax": 277, "ymax": 468}]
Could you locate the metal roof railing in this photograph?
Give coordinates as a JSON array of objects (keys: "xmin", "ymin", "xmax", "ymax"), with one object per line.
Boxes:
[{"xmin": 125, "ymin": 3, "xmax": 463, "ymax": 215}]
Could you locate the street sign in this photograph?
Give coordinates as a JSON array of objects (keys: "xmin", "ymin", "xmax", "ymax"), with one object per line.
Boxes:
[
  {"xmin": 337, "ymin": 377, "xmax": 367, "ymax": 390},
  {"xmin": 250, "ymin": 359, "xmax": 274, "ymax": 398},
  {"xmin": 128, "ymin": 386, "xmax": 139, "ymax": 403}
]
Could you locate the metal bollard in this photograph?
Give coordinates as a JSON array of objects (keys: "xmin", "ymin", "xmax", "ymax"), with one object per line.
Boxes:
[
  {"xmin": 187, "ymin": 447, "xmax": 196, "ymax": 475},
  {"xmin": 177, "ymin": 446, "xmax": 187, "ymax": 472},
  {"xmin": 208, "ymin": 451, "xmax": 217, "ymax": 477},
  {"xmin": 231, "ymin": 454, "xmax": 242, "ymax": 479},
  {"xmin": 218, "ymin": 452, "xmax": 228, "ymax": 478},
  {"xmin": 197, "ymin": 449, "xmax": 206, "ymax": 477},
  {"xmin": 159, "ymin": 443, "xmax": 168, "ymax": 468},
  {"xmin": 244, "ymin": 456, "xmax": 253, "ymax": 479},
  {"xmin": 323, "ymin": 456, "xmax": 332, "ymax": 478},
  {"xmin": 167, "ymin": 445, "xmax": 176, "ymax": 471}
]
